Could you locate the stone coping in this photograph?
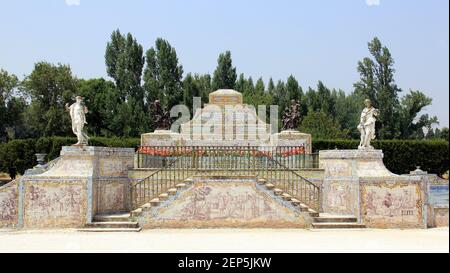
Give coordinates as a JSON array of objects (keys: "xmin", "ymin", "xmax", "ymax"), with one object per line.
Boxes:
[
  {"xmin": 319, "ymin": 149, "xmax": 384, "ymax": 159},
  {"xmin": 61, "ymin": 146, "xmax": 134, "ymax": 156}
]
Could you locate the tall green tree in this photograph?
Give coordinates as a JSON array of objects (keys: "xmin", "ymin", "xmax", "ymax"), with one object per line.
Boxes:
[
  {"xmin": 211, "ymin": 51, "xmax": 237, "ymax": 90},
  {"xmin": 286, "ymin": 75, "xmax": 302, "ymax": 101},
  {"xmin": 21, "ymin": 62, "xmax": 77, "ymax": 137},
  {"xmin": 398, "ymin": 90, "xmax": 437, "ymax": 139},
  {"xmin": 354, "ymin": 37, "xmax": 401, "ymax": 139},
  {"xmin": 0, "ymin": 69, "xmax": 19, "ymax": 141},
  {"xmin": 144, "ymin": 38, "xmax": 184, "ymax": 112},
  {"xmin": 77, "ymin": 78, "xmax": 122, "ymax": 137},
  {"xmin": 105, "ymin": 29, "xmax": 145, "ymax": 102},
  {"xmin": 183, "ymin": 73, "xmax": 201, "ymax": 112},
  {"xmin": 5, "ymin": 97, "xmax": 29, "ymax": 140}
]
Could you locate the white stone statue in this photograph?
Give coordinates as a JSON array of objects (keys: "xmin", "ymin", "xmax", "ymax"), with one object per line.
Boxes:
[
  {"xmin": 358, "ymin": 99, "xmax": 379, "ymax": 150},
  {"xmin": 65, "ymin": 96, "xmax": 89, "ymax": 146}
]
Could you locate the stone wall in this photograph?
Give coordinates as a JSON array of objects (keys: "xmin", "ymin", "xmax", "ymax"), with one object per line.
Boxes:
[
  {"xmin": 0, "ymin": 180, "xmax": 19, "ymax": 228},
  {"xmin": 22, "ymin": 179, "xmax": 88, "ymax": 228},
  {"xmin": 360, "ymin": 177, "xmax": 426, "ymax": 229},
  {"xmin": 433, "ymin": 206, "xmax": 449, "ymax": 227},
  {"xmin": 319, "ymin": 149, "xmax": 429, "ymax": 228},
  {"xmin": 1, "ymin": 146, "xmax": 134, "ymax": 229},
  {"xmin": 139, "ymin": 178, "xmax": 308, "ymax": 228}
]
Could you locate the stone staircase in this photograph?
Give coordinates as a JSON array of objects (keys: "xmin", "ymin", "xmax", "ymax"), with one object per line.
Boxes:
[
  {"xmin": 258, "ymin": 178, "xmax": 320, "ymax": 218},
  {"xmin": 129, "ymin": 179, "xmax": 192, "ymax": 219},
  {"xmin": 258, "ymin": 179, "xmax": 366, "ymax": 229},
  {"xmin": 78, "ymin": 212, "xmax": 142, "ymax": 232}
]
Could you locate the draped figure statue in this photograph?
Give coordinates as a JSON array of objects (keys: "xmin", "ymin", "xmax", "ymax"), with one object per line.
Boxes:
[{"xmin": 358, "ymin": 99, "xmax": 379, "ymax": 150}]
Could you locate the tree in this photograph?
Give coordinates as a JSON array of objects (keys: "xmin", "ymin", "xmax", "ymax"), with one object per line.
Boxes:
[
  {"xmin": 235, "ymin": 73, "xmax": 246, "ymax": 93},
  {"xmin": 195, "ymin": 74, "xmax": 212, "ymax": 104},
  {"xmin": 439, "ymin": 127, "xmax": 449, "ymax": 140},
  {"xmin": 5, "ymin": 97, "xmax": 29, "ymax": 140},
  {"xmin": 77, "ymin": 78, "xmax": 121, "ymax": 137},
  {"xmin": 21, "ymin": 62, "xmax": 77, "ymax": 137},
  {"xmin": 211, "ymin": 51, "xmax": 237, "ymax": 90},
  {"xmin": 144, "ymin": 38, "xmax": 184, "ymax": 114},
  {"xmin": 255, "ymin": 77, "xmax": 265, "ymax": 96},
  {"xmin": 300, "ymin": 111, "xmax": 346, "ymax": 139},
  {"xmin": 334, "ymin": 90, "xmax": 364, "ymax": 138},
  {"xmin": 0, "ymin": 69, "xmax": 19, "ymax": 141},
  {"xmin": 105, "ymin": 30, "xmax": 145, "ymax": 102},
  {"xmin": 267, "ymin": 78, "xmax": 275, "ymax": 95},
  {"xmin": 354, "ymin": 37, "xmax": 401, "ymax": 139},
  {"xmin": 183, "ymin": 73, "xmax": 201, "ymax": 112},
  {"xmin": 398, "ymin": 90, "xmax": 437, "ymax": 139},
  {"xmin": 286, "ymin": 75, "xmax": 302, "ymax": 101}
]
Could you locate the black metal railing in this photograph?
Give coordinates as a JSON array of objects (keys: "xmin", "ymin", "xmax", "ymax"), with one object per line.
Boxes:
[
  {"xmin": 254, "ymin": 152, "xmax": 321, "ymax": 212},
  {"xmin": 137, "ymin": 146, "xmax": 319, "ymax": 170},
  {"xmin": 131, "ymin": 146, "xmax": 321, "ymax": 211}
]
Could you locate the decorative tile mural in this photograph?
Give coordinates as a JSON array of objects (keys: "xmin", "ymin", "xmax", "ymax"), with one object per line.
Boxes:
[
  {"xmin": 0, "ymin": 181, "xmax": 18, "ymax": 227},
  {"xmin": 23, "ymin": 180, "xmax": 87, "ymax": 228},
  {"xmin": 361, "ymin": 181, "xmax": 424, "ymax": 228},
  {"xmin": 145, "ymin": 181, "xmax": 307, "ymax": 228}
]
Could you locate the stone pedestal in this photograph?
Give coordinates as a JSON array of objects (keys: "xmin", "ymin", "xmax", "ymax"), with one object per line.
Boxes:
[
  {"xmin": 10, "ymin": 146, "xmax": 134, "ymax": 228},
  {"xmin": 319, "ymin": 149, "xmax": 395, "ymax": 178},
  {"xmin": 319, "ymin": 149, "xmax": 427, "ymax": 228},
  {"xmin": 271, "ymin": 130, "xmax": 312, "ymax": 153},
  {"xmin": 141, "ymin": 130, "xmax": 182, "ymax": 146}
]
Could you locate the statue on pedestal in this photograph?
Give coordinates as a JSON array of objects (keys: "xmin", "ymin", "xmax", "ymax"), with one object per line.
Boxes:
[
  {"xmin": 65, "ymin": 96, "xmax": 89, "ymax": 146},
  {"xmin": 282, "ymin": 100, "xmax": 301, "ymax": 130},
  {"xmin": 358, "ymin": 99, "xmax": 379, "ymax": 150},
  {"xmin": 152, "ymin": 100, "xmax": 171, "ymax": 130}
]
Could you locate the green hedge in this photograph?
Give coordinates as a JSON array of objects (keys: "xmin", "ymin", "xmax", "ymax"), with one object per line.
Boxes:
[
  {"xmin": 312, "ymin": 139, "xmax": 449, "ymax": 176},
  {"xmin": 0, "ymin": 137, "xmax": 448, "ymax": 179}
]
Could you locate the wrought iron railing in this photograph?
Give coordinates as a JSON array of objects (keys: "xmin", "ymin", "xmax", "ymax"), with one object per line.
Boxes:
[
  {"xmin": 254, "ymin": 152, "xmax": 321, "ymax": 212},
  {"xmin": 137, "ymin": 146, "xmax": 319, "ymax": 170},
  {"xmin": 131, "ymin": 146, "xmax": 321, "ymax": 211},
  {"xmin": 131, "ymin": 149, "xmax": 196, "ymax": 210}
]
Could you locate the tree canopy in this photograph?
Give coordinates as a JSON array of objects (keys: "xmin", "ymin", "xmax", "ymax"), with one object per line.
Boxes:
[{"xmin": 0, "ymin": 33, "xmax": 445, "ymax": 142}]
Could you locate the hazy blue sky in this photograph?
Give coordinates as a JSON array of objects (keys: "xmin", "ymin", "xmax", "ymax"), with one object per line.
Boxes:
[{"xmin": 1, "ymin": 0, "xmax": 448, "ymax": 126}]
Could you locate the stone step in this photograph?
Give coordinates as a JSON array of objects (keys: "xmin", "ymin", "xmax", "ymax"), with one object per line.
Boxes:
[
  {"xmin": 273, "ymin": 188, "xmax": 283, "ymax": 196},
  {"xmin": 131, "ymin": 208, "xmax": 143, "ymax": 217},
  {"xmin": 93, "ymin": 213, "xmax": 130, "ymax": 222},
  {"xmin": 150, "ymin": 198, "xmax": 160, "ymax": 207},
  {"xmin": 168, "ymin": 188, "xmax": 177, "ymax": 195},
  {"xmin": 314, "ymin": 214, "xmax": 358, "ymax": 223},
  {"xmin": 265, "ymin": 183, "xmax": 275, "ymax": 190},
  {"xmin": 308, "ymin": 210, "xmax": 320, "ymax": 217},
  {"xmin": 158, "ymin": 193, "xmax": 169, "ymax": 201},
  {"xmin": 86, "ymin": 221, "xmax": 139, "ymax": 229},
  {"xmin": 141, "ymin": 203, "xmax": 152, "ymax": 211},
  {"xmin": 281, "ymin": 193, "xmax": 292, "ymax": 201},
  {"xmin": 312, "ymin": 222, "xmax": 366, "ymax": 229},
  {"xmin": 290, "ymin": 198, "xmax": 301, "ymax": 206},
  {"xmin": 78, "ymin": 227, "xmax": 142, "ymax": 232},
  {"xmin": 176, "ymin": 183, "xmax": 187, "ymax": 189},
  {"xmin": 298, "ymin": 203, "xmax": 309, "ymax": 212},
  {"xmin": 257, "ymin": 179, "xmax": 267, "ymax": 185}
]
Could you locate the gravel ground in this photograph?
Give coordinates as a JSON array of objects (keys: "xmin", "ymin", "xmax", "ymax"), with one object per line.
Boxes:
[{"xmin": 0, "ymin": 227, "xmax": 448, "ymax": 253}]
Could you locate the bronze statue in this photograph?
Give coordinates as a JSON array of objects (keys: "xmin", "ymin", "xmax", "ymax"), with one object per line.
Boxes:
[
  {"xmin": 152, "ymin": 100, "xmax": 171, "ymax": 130},
  {"xmin": 282, "ymin": 100, "xmax": 301, "ymax": 130}
]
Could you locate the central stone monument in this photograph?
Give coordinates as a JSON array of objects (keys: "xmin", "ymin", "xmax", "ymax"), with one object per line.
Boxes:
[{"xmin": 141, "ymin": 89, "xmax": 312, "ymax": 152}]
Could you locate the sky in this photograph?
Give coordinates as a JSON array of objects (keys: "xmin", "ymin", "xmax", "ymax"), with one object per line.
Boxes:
[{"xmin": 0, "ymin": 0, "xmax": 448, "ymax": 126}]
